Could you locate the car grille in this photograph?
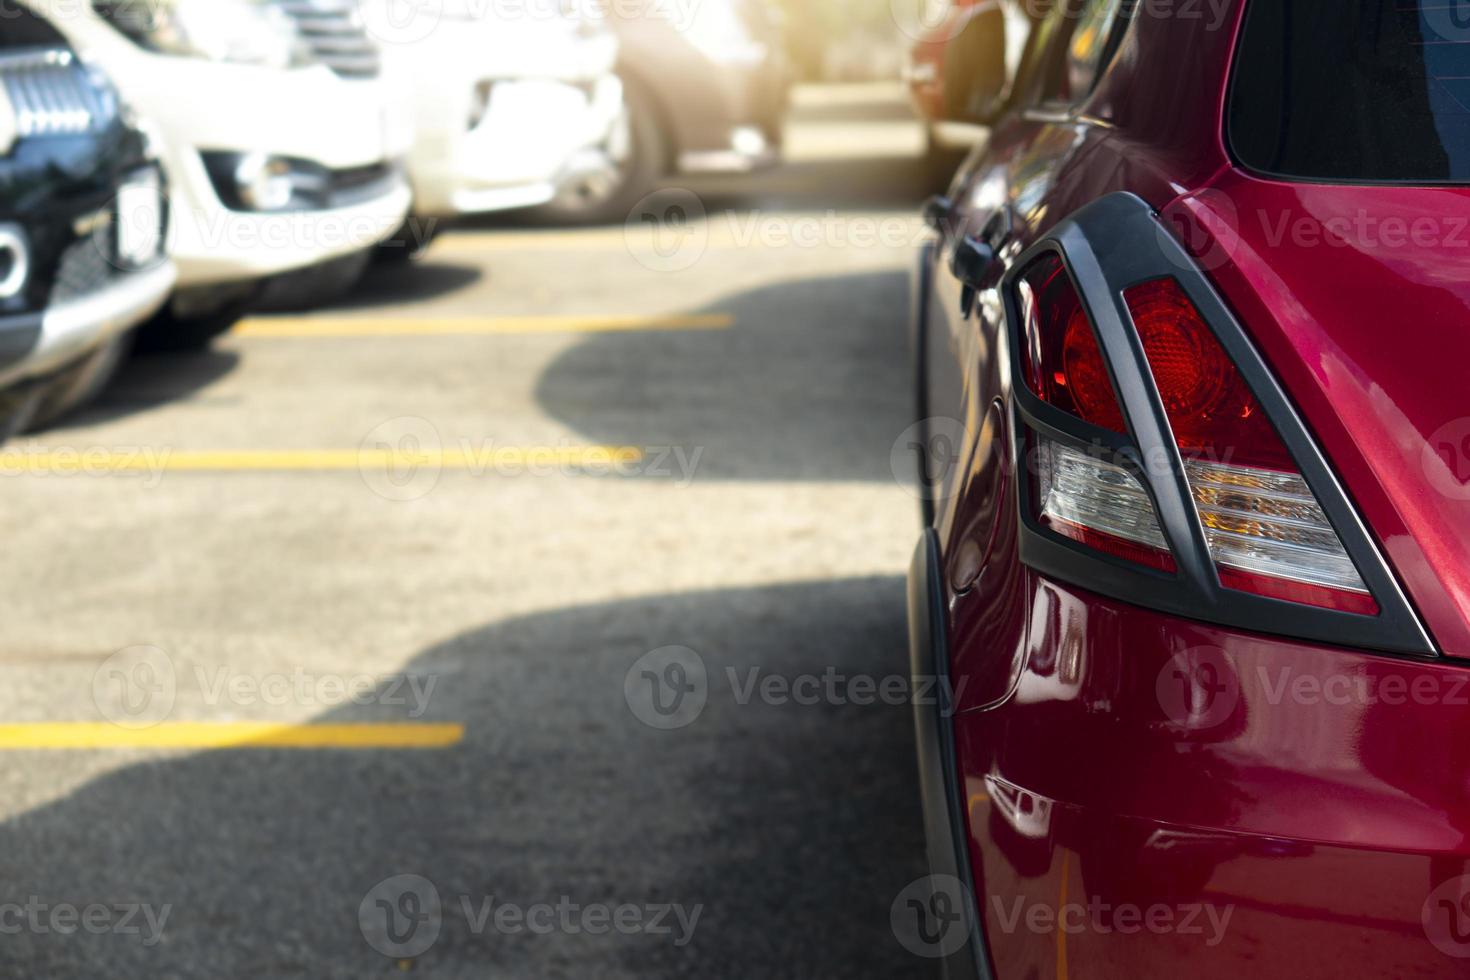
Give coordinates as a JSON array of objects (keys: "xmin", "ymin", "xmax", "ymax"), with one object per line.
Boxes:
[
  {"xmin": 273, "ymin": 0, "xmax": 382, "ymax": 79},
  {"xmin": 49, "ymin": 216, "xmax": 118, "ymax": 306},
  {"xmin": 0, "ymin": 49, "xmax": 113, "ymax": 140}
]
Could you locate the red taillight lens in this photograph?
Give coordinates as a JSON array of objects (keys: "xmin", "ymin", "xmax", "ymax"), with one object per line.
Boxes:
[
  {"xmin": 1124, "ymin": 278, "xmax": 1377, "ymax": 614},
  {"xmin": 1125, "ymin": 278, "xmax": 1292, "ymax": 472},
  {"xmin": 1017, "ymin": 255, "xmax": 1127, "ymax": 434},
  {"xmin": 1017, "ymin": 256, "xmax": 1175, "ymax": 573}
]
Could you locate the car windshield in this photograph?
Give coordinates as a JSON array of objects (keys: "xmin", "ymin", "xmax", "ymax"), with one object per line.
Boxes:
[{"xmin": 1229, "ymin": 0, "xmax": 1470, "ymax": 183}]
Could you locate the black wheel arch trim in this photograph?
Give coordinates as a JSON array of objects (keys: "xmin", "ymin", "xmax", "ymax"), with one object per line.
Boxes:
[
  {"xmin": 909, "ymin": 528, "xmax": 997, "ymax": 980},
  {"xmin": 913, "ymin": 239, "xmax": 937, "ymax": 529}
]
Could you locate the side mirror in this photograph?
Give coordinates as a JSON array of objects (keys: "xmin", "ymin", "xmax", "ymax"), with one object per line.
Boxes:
[
  {"xmin": 942, "ymin": 7, "xmax": 1011, "ymax": 125},
  {"xmin": 923, "ymin": 195, "xmax": 954, "ymax": 233},
  {"xmin": 950, "ymin": 235, "xmax": 996, "ymax": 318}
]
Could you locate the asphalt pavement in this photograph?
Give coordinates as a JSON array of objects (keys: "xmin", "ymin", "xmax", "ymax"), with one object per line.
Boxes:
[{"xmin": 0, "ymin": 83, "xmax": 938, "ymax": 978}]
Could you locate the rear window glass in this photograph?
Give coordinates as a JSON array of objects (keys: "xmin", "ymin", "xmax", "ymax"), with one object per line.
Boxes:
[{"xmin": 1229, "ymin": 1, "xmax": 1470, "ymax": 183}]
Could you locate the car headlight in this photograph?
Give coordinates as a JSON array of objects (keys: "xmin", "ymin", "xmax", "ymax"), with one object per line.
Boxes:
[{"xmin": 93, "ymin": 0, "xmax": 311, "ymax": 69}]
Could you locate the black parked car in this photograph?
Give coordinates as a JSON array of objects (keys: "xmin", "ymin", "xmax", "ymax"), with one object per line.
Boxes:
[{"xmin": 0, "ymin": 0, "xmax": 174, "ymax": 436}]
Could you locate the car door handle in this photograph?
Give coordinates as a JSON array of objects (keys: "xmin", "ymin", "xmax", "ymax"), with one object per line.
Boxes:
[
  {"xmin": 951, "ymin": 235, "xmax": 996, "ymax": 318},
  {"xmin": 980, "ymin": 204, "xmax": 1015, "ymax": 250},
  {"xmin": 951, "ymin": 235, "xmax": 996, "ymax": 286}
]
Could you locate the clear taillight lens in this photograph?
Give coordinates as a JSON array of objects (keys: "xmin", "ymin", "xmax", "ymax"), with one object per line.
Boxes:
[
  {"xmin": 1185, "ymin": 460, "xmax": 1376, "ymax": 614},
  {"xmin": 1036, "ymin": 438, "xmax": 1176, "ymax": 573},
  {"xmin": 1124, "ymin": 278, "xmax": 1376, "ymax": 614}
]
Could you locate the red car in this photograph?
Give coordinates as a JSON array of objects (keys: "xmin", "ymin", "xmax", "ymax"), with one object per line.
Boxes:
[{"xmin": 909, "ymin": 1, "xmax": 1470, "ymax": 977}]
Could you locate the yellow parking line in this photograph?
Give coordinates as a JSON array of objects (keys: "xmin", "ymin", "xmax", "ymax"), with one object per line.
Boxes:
[
  {"xmin": 233, "ymin": 313, "xmax": 733, "ymax": 338},
  {"xmin": 0, "ymin": 446, "xmax": 643, "ymax": 473},
  {"xmin": 0, "ymin": 723, "xmax": 464, "ymax": 749}
]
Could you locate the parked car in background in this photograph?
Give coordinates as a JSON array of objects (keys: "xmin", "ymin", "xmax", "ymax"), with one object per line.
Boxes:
[
  {"xmin": 383, "ymin": 1, "xmax": 624, "ymax": 247},
  {"xmin": 912, "ymin": 0, "xmax": 1470, "ymax": 976},
  {"xmin": 907, "ymin": 0, "xmax": 1035, "ymax": 186},
  {"xmin": 545, "ymin": 0, "xmax": 792, "ymax": 223},
  {"xmin": 0, "ymin": 3, "xmax": 173, "ymax": 434},
  {"xmin": 39, "ymin": 0, "xmax": 412, "ymax": 345}
]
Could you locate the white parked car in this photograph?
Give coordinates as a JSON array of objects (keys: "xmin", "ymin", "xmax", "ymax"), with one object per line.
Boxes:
[
  {"xmin": 31, "ymin": 0, "xmax": 413, "ymax": 346},
  {"xmin": 376, "ymin": 1, "xmax": 627, "ymax": 234}
]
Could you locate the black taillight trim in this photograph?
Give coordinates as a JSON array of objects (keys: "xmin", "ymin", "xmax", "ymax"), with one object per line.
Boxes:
[{"xmin": 1003, "ymin": 193, "xmax": 1435, "ymax": 658}]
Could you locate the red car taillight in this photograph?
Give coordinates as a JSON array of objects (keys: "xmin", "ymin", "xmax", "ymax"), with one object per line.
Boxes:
[
  {"xmin": 1015, "ymin": 255, "xmax": 1375, "ymax": 615},
  {"xmin": 1016, "ymin": 254, "xmax": 1127, "ymax": 434},
  {"xmin": 1017, "ymin": 255, "xmax": 1175, "ymax": 572},
  {"xmin": 1123, "ymin": 278, "xmax": 1376, "ymax": 614}
]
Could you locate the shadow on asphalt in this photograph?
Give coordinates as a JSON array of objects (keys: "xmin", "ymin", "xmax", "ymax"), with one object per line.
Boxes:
[
  {"xmin": 49, "ymin": 346, "xmax": 242, "ymax": 432},
  {"xmin": 535, "ymin": 269, "xmax": 913, "ymax": 484},
  {"xmin": 469, "ymin": 150, "xmax": 931, "ymax": 229},
  {"xmin": 324, "ymin": 260, "xmax": 485, "ymax": 312},
  {"xmin": 0, "ymin": 577, "xmax": 928, "ymax": 979}
]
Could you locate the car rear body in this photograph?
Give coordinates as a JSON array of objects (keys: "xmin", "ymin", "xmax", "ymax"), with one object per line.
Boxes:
[{"xmin": 911, "ymin": 1, "xmax": 1470, "ymax": 976}]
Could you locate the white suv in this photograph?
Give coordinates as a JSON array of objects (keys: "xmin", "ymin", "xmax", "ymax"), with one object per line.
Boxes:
[
  {"xmin": 34, "ymin": 0, "xmax": 412, "ymax": 345},
  {"xmin": 375, "ymin": 1, "xmax": 625, "ymax": 237}
]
